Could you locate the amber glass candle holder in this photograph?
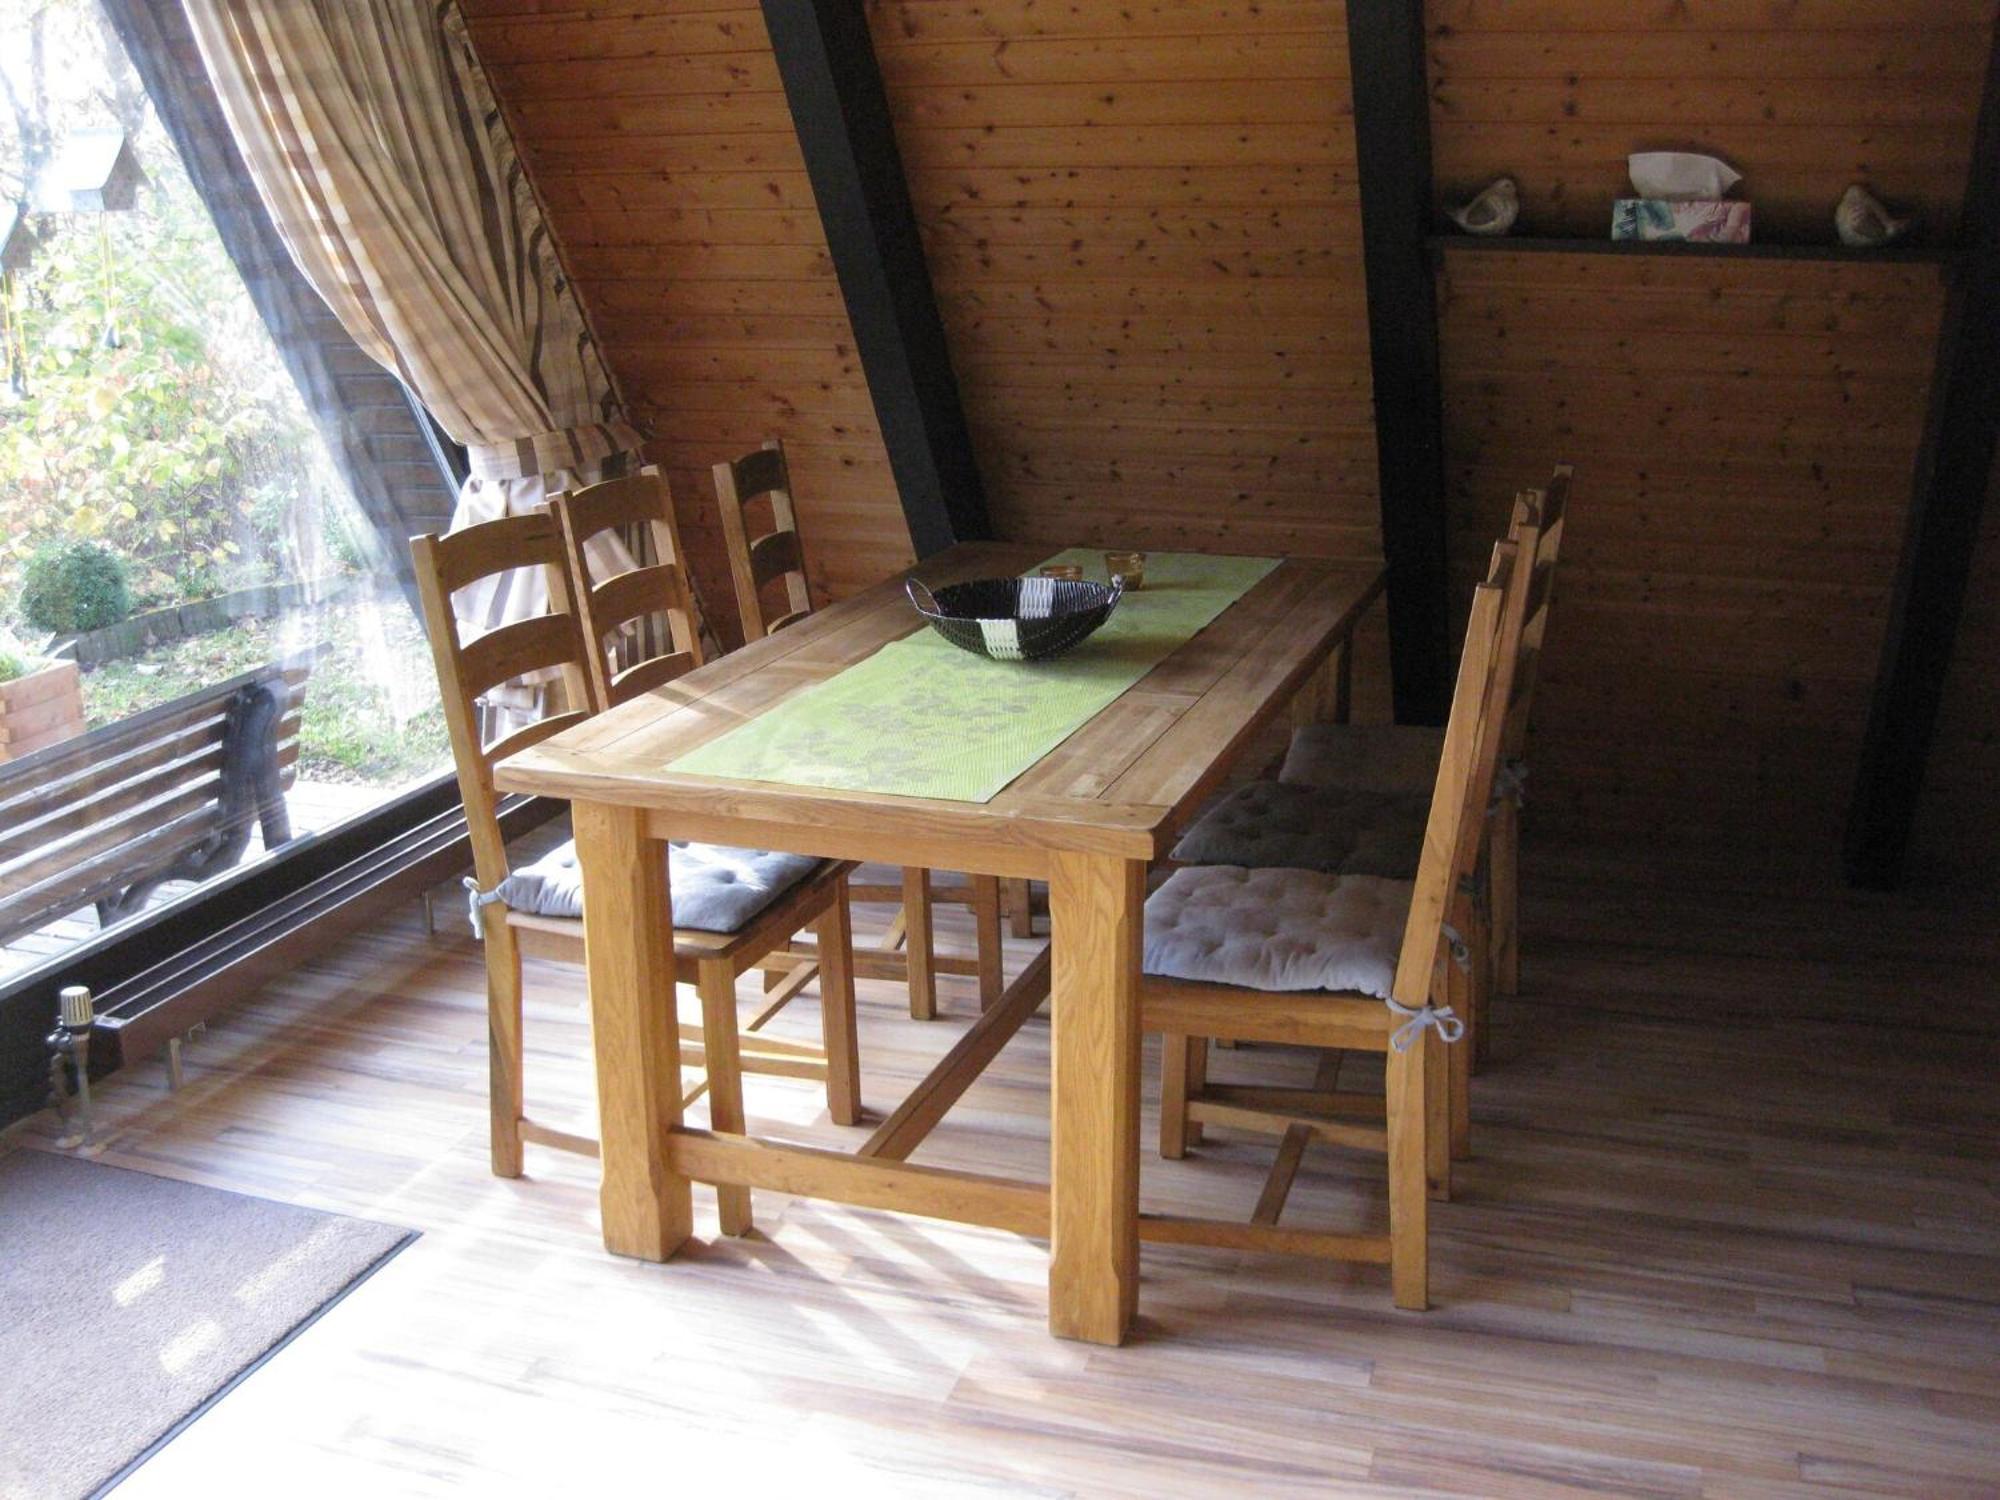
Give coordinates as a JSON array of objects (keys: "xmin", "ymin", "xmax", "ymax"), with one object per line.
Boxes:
[
  {"xmin": 1039, "ymin": 563, "xmax": 1085, "ymax": 582},
  {"xmin": 1103, "ymin": 551, "xmax": 1146, "ymax": 589}
]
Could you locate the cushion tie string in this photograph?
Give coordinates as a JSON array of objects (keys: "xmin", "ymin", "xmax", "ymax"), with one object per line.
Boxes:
[
  {"xmin": 1386, "ymin": 998, "xmax": 1466, "ymax": 1052},
  {"xmin": 1488, "ymin": 757, "xmax": 1529, "ymax": 817},
  {"xmin": 463, "ymin": 876, "xmax": 507, "ymax": 938}
]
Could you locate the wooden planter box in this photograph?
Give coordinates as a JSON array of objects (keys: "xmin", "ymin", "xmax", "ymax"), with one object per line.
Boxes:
[{"xmin": 0, "ymin": 658, "xmax": 85, "ymax": 762}]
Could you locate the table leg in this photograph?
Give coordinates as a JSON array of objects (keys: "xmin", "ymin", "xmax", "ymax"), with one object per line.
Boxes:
[
  {"xmin": 574, "ymin": 800, "xmax": 691, "ymax": 1261},
  {"xmin": 1288, "ymin": 637, "xmax": 1352, "ymax": 730},
  {"xmin": 903, "ymin": 867, "xmax": 936, "ymax": 1021},
  {"xmin": 1048, "ymin": 850, "xmax": 1143, "ymax": 1345}
]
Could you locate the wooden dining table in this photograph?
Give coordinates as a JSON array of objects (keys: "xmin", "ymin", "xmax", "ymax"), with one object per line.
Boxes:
[{"xmin": 493, "ymin": 540, "xmax": 1384, "ymax": 1345}]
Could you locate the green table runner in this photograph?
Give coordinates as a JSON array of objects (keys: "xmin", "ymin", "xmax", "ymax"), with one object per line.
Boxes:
[{"xmin": 667, "ymin": 549, "xmax": 1280, "ymax": 802}]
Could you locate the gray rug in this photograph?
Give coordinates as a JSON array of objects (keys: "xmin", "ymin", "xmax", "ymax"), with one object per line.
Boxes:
[{"xmin": 0, "ymin": 1149, "xmax": 415, "ymax": 1498}]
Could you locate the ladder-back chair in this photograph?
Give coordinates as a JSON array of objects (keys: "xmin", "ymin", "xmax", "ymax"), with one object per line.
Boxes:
[
  {"xmin": 1280, "ymin": 465, "xmax": 1570, "ymax": 1033},
  {"xmin": 552, "ymin": 467, "xmax": 858, "ymax": 1049},
  {"xmin": 1141, "ymin": 538, "xmax": 1521, "ymax": 1309},
  {"xmin": 1166, "ymin": 498, "xmax": 1551, "ymax": 1162},
  {"xmin": 411, "ymin": 511, "xmax": 862, "ymax": 1236},
  {"xmin": 713, "ymin": 439, "xmax": 1007, "ymax": 1019},
  {"xmin": 551, "ymin": 465, "xmax": 703, "ymax": 710}
]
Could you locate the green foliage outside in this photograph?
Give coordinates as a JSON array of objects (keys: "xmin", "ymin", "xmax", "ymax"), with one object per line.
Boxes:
[
  {"xmin": 0, "ymin": 0, "xmax": 350, "ymax": 611},
  {"xmin": 0, "ymin": 0, "xmax": 451, "ymax": 798},
  {"xmin": 84, "ymin": 598, "xmax": 449, "ymax": 786},
  {"xmin": 18, "ymin": 538, "xmax": 129, "ymax": 631}
]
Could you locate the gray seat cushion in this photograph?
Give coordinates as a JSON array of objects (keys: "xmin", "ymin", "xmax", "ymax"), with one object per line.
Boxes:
[
  {"xmin": 498, "ymin": 838, "xmax": 822, "ymax": 934},
  {"xmin": 1143, "ymin": 864, "xmax": 1409, "ymax": 998},
  {"xmin": 1280, "ymin": 723, "xmax": 1446, "ymax": 795},
  {"xmin": 1170, "ymin": 780, "xmax": 1427, "ymax": 878}
]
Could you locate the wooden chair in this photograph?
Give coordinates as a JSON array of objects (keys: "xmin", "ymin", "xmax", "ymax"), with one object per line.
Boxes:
[
  {"xmin": 410, "ymin": 510, "xmax": 862, "ymax": 1237},
  {"xmin": 1164, "ymin": 501, "xmax": 1549, "ymax": 1164},
  {"xmin": 1143, "ymin": 538, "xmax": 1522, "ymax": 1309},
  {"xmin": 549, "ymin": 465, "xmax": 703, "ymax": 711},
  {"xmin": 714, "ymin": 439, "xmax": 1007, "ymax": 1019},
  {"xmin": 1282, "ymin": 465, "xmax": 1570, "ymax": 1036},
  {"xmin": 551, "ymin": 466, "xmax": 847, "ymax": 1037}
]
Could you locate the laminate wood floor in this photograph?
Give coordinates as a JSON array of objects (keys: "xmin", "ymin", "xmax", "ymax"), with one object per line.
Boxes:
[{"xmin": 6, "ymin": 841, "xmax": 1997, "ymax": 1498}]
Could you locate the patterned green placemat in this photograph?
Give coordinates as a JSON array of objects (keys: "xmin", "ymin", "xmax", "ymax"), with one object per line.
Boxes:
[{"xmin": 666, "ymin": 549, "xmax": 1281, "ymax": 802}]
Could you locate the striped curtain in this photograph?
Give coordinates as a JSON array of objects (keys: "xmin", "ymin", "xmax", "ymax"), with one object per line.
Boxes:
[{"xmin": 182, "ymin": 0, "xmax": 637, "ymax": 633}]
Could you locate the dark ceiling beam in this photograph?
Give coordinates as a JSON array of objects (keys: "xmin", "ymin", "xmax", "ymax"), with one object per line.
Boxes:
[
  {"xmin": 1344, "ymin": 0, "xmax": 1453, "ymax": 724},
  {"xmin": 1843, "ymin": 26, "xmax": 2000, "ymax": 888},
  {"xmin": 758, "ymin": 0, "xmax": 990, "ymax": 558}
]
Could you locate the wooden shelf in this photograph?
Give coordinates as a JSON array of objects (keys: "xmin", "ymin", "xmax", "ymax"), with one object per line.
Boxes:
[{"xmin": 1427, "ymin": 234, "xmax": 1956, "ymax": 265}]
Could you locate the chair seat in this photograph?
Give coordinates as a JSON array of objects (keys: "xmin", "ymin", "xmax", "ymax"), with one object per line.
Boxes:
[
  {"xmin": 499, "ymin": 838, "xmax": 823, "ymax": 934},
  {"xmin": 1281, "ymin": 723, "xmax": 1446, "ymax": 794},
  {"xmin": 1171, "ymin": 780, "xmax": 1427, "ymax": 877},
  {"xmin": 1143, "ymin": 865, "xmax": 1409, "ymax": 998}
]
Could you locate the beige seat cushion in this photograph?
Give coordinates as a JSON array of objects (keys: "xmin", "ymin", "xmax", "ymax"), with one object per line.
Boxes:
[
  {"xmin": 1142, "ymin": 864, "xmax": 1409, "ymax": 998},
  {"xmin": 1170, "ymin": 780, "xmax": 1427, "ymax": 878},
  {"xmin": 1280, "ymin": 723, "xmax": 1445, "ymax": 795}
]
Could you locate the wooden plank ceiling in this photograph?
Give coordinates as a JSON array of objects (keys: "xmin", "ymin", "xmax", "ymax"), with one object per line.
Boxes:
[{"xmin": 462, "ymin": 0, "xmax": 1995, "ymax": 879}]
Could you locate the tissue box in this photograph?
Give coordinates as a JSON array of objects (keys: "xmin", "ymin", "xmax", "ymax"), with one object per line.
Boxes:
[{"xmin": 1611, "ymin": 199, "xmax": 1752, "ymax": 243}]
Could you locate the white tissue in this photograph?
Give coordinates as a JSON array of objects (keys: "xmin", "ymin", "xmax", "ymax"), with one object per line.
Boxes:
[{"xmin": 1628, "ymin": 152, "xmax": 1742, "ymax": 200}]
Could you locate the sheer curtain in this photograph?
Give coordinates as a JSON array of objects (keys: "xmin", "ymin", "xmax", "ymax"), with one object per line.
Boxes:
[{"xmin": 182, "ymin": 0, "xmax": 639, "ymax": 647}]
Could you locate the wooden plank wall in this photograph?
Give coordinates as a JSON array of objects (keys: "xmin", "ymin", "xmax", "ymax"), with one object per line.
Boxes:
[
  {"xmin": 863, "ymin": 0, "xmax": 1390, "ymax": 710},
  {"xmin": 1438, "ymin": 251, "xmax": 1947, "ymax": 867},
  {"xmin": 463, "ymin": 0, "xmax": 1395, "ymax": 693},
  {"xmin": 1429, "ymin": 1, "xmax": 1994, "ymax": 871},
  {"xmin": 460, "ymin": 0, "xmax": 908, "ymax": 640},
  {"xmin": 458, "ymin": 0, "xmax": 1996, "ymax": 876}
]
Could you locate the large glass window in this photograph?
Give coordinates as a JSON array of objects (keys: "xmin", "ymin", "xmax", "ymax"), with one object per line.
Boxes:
[{"xmin": 0, "ymin": 0, "xmax": 453, "ymax": 979}]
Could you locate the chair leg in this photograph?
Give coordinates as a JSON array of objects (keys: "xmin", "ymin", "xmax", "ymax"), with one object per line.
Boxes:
[
  {"xmin": 1449, "ymin": 925, "xmax": 1477, "ymax": 1163},
  {"xmin": 1185, "ymin": 1035, "xmax": 1209, "ymax": 1145},
  {"xmin": 1386, "ymin": 1032, "xmax": 1430, "ymax": 1311},
  {"xmin": 486, "ymin": 923, "xmax": 526, "ymax": 1179},
  {"xmin": 1491, "ymin": 796, "xmax": 1521, "ymax": 1011},
  {"xmin": 1430, "ymin": 1029, "xmax": 1454, "ymax": 1205},
  {"xmin": 814, "ymin": 885, "xmax": 861, "ymax": 1126},
  {"xmin": 695, "ymin": 959, "xmax": 754, "ymax": 1235},
  {"xmin": 972, "ymin": 875, "xmax": 1004, "ymax": 1011},
  {"xmin": 1006, "ymin": 877, "xmax": 1035, "ymax": 938},
  {"xmin": 1160, "ymin": 1034, "xmax": 1193, "ymax": 1159},
  {"xmin": 903, "ymin": 867, "xmax": 937, "ymax": 1021}
]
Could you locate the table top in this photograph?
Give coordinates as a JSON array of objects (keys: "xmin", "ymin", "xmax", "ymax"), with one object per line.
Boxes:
[{"xmin": 493, "ymin": 542, "xmax": 1383, "ymax": 866}]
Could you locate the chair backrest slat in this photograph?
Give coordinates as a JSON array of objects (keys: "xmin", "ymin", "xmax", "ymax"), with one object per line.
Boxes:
[
  {"xmin": 747, "ymin": 528, "xmax": 805, "ymax": 589},
  {"xmin": 485, "ymin": 708, "xmax": 593, "ymax": 769},
  {"xmin": 458, "ymin": 613, "xmax": 586, "ymax": 704},
  {"xmin": 715, "ymin": 439, "xmax": 813, "ymax": 642},
  {"xmin": 550, "ymin": 467, "xmax": 704, "ymax": 712},
  {"xmin": 609, "ymin": 651, "xmax": 699, "ymax": 703},
  {"xmin": 586, "ymin": 565, "xmax": 688, "ymax": 649},
  {"xmin": 411, "ymin": 512, "xmax": 594, "ymax": 889}
]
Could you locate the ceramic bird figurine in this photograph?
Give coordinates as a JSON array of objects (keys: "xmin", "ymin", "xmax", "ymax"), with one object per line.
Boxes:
[
  {"xmin": 1835, "ymin": 185, "xmax": 1910, "ymax": 248},
  {"xmin": 1449, "ymin": 176, "xmax": 1519, "ymax": 237}
]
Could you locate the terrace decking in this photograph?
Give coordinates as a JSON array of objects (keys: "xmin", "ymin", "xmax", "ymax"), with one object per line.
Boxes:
[{"xmin": 5, "ymin": 834, "xmax": 1995, "ymax": 1497}]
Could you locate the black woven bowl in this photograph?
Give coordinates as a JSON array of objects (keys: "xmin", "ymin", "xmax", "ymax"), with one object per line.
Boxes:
[{"xmin": 907, "ymin": 574, "xmax": 1124, "ymax": 661}]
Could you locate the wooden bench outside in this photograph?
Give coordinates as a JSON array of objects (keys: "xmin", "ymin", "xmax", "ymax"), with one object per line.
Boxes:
[{"xmin": 0, "ymin": 654, "xmax": 312, "ymax": 947}]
